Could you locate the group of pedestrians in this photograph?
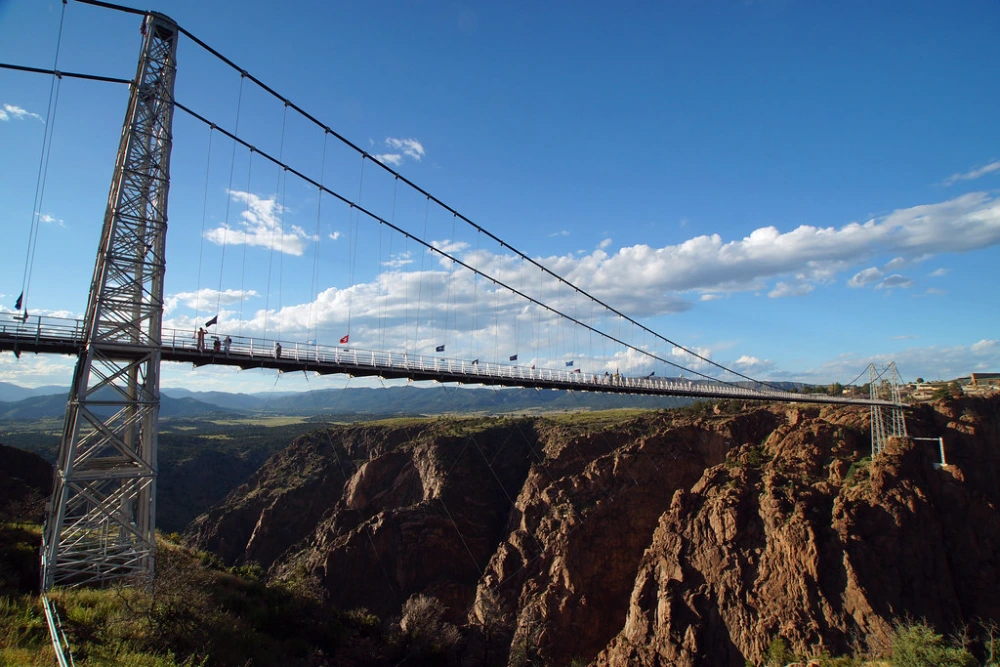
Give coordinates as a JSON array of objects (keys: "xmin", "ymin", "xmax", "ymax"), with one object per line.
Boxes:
[
  {"xmin": 196, "ymin": 327, "xmax": 284, "ymax": 360},
  {"xmin": 196, "ymin": 327, "xmax": 231, "ymax": 354}
]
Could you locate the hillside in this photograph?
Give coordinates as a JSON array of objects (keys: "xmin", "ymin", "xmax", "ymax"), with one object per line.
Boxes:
[
  {"xmin": 3, "ymin": 398, "xmax": 997, "ymax": 665},
  {"xmin": 184, "ymin": 397, "xmax": 1000, "ymax": 665}
]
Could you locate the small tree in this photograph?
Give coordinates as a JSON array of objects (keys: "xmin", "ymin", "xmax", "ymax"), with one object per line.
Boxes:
[
  {"xmin": 766, "ymin": 637, "xmax": 796, "ymax": 666},
  {"xmin": 399, "ymin": 593, "xmax": 460, "ymax": 660},
  {"xmin": 891, "ymin": 621, "xmax": 976, "ymax": 667}
]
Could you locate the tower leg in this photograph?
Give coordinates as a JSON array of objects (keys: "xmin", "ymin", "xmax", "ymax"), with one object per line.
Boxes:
[{"xmin": 42, "ymin": 13, "xmax": 178, "ymax": 590}]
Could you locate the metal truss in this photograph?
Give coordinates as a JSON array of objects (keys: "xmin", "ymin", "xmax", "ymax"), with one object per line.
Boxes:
[
  {"xmin": 42, "ymin": 13, "xmax": 178, "ymax": 590},
  {"xmin": 869, "ymin": 361, "xmax": 908, "ymax": 457}
]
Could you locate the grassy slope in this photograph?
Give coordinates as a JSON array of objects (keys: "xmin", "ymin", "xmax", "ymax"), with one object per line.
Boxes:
[{"xmin": 0, "ymin": 527, "xmax": 386, "ymax": 667}]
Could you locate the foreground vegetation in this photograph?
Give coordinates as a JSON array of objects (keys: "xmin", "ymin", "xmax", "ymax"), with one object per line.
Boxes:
[
  {"xmin": 757, "ymin": 622, "xmax": 999, "ymax": 666},
  {"xmin": 1, "ymin": 525, "xmax": 464, "ymax": 666}
]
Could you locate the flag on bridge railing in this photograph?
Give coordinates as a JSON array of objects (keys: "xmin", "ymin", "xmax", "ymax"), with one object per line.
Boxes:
[
  {"xmin": 14, "ymin": 292, "xmax": 22, "ymax": 310},
  {"xmin": 436, "ymin": 345, "xmax": 445, "ymax": 352},
  {"xmin": 565, "ymin": 360, "xmax": 574, "ymax": 367},
  {"xmin": 205, "ymin": 315, "xmax": 218, "ymax": 328},
  {"xmin": 340, "ymin": 334, "xmax": 349, "ymax": 344},
  {"xmin": 509, "ymin": 354, "xmax": 518, "ymax": 361},
  {"xmin": 574, "ymin": 368, "xmax": 581, "ymax": 373},
  {"xmin": 648, "ymin": 371, "xmax": 655, "ymax": 377},
  {"xmin": 472, "ymin": 359, "xmax": 479, "ymax": 365}
]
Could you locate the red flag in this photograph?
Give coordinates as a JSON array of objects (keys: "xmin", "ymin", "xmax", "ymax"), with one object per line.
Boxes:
[
  {"xmin": 574, "ymin": 368, "xmax": 581, "ymax": 373},
  {"xmin": 340, "ymin": 334, "xmax": 349, "ymax": 344}
]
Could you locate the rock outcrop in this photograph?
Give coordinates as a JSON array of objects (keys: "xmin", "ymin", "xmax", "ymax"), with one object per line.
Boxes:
[
  {"xmin": 597, "ymin": 398, "xmax": 1000, "ymax": 666},
  {"xmin": 186, "ymin": 398, "xmax": 1000, "ymax": 666}
]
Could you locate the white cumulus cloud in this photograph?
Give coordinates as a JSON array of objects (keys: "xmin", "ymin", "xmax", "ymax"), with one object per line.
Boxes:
[
  {"xmin": 374, "ymin": 137, "xmax": 425, "ymax": 167},
  {"xmin": 204, "ymin": 190, "xmax": 315, "ymax": 256}
]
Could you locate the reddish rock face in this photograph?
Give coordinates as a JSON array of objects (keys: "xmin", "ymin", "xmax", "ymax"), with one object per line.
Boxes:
[
  {"xmin": 186, "ymin": 397, "xmax": 1000, "ymax": 667},
  {"xmin": 473, "ymin": 410, "xmax": 784, "ymax": 665},
  {"xmin": 597, "ymin": 398, "xmax": 1000, "ymax": 667}
]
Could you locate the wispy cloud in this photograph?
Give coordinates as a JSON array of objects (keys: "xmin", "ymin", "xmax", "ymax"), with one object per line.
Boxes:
[
  {"xmin": 848, "ymin": 267, "xmax": 883, "ymax": 288},
  {"xmin": 928, "ymin": 267, "xmax": 949, "ymax": 277},
  {"xmin": 768, "ymin": 281, "xmax": 813, "ymax": 298},
  {"xmin": 0, "ymin": 103, "xmax": 44, "ymax": 123},
  {"xmin": 164, "ymin": 288, "xmax": 258, "ymax": 314},
  {"xmin": 38, "ymin": 212, "xmax": 65, "ymax": 228},
  {"xmin": 382, "ymin": 251, "xmax": 413, "ymax": 268},
  {"xmin": 374, "ymin": 137, "xmax": 425, "ymax": 167},
  {"xmin": 430, "ymin": 239, "xmax": 469, "ymax": 254},
  {"xmin": 204, "ymin": 190, "xmax": 316, "ymax": 256},
  {"xmin": 784, "ymin": 339, "xmax": 1000, "ymax": 383},
  {"xmin": 548, "ymin": 230, "xmax": 570, "ymax": 238},
  {"xmin": 876, "ymin": 274, "xmax": 914, "ymax": 290},
  {"xmin": 328, "ymin": 231, "xmax": 342, "ymax": 241},
  {"xmin": 943, "ymin": 160, "xmax": 1000, "ymax": 186}
]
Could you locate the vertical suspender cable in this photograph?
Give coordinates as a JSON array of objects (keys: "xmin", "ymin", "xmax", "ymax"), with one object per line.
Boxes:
[
  {"xmin": 19, "ymin": 0, "xmax": 67, "ymax": 316},
  {"xmin": 345, "ymin": 156, "xmax": 366, "ymax": 340},
  {"xmin": 309, "ymin": 130, "xmax": 328, "ymax": 344},
  {"xmin": 194, "ymin": 125, "xmax": 215, "ymax": 323},
  {"xmin": 413, "ymin": 196, "xmax": 430, "ymax": 348},
  {"xmin": 216, "ymin": 73, "xmax": 246, "ymax": 317},
  {"xmin": 380, "ymin": 178, "xmax": 398, "ymax": 351},
  {"xmin": 237, "ymin": 149, "xmax": 254, "ymax": 337},
  {"xmin": 277, "ymin": 169, "xmax": 288, "ymax": 340},
  {"xmin": 264, "ymin": 102, "xmax": 289, "ymax": 341}
]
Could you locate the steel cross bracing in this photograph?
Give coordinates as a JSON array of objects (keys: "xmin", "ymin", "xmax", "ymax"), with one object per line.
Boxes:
[
  {"xmin": 41, "ymin": 14, "xmax": 178, "ymax": 590},
  {"xmin": 869, "ymin": 362, "xmax": 908, "ymax": 457}
]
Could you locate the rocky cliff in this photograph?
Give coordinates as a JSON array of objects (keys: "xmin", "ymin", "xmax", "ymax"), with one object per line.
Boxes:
[
  {"xmin": 185, "ymin": 398, "xmax": 1000, "ymax": 666},
  {"xmin": 597, "ymin": 398, "xmax": 1000, "ymax": 666}
]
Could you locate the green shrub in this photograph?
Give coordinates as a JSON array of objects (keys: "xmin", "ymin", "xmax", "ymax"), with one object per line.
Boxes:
[
  {"xmin": 890, "ymin": 621, "xmax": 977, "ymax": 666},
  {"xmin": 766, "ymin": 637, "xmax": 796, "ymax": 666},
  {"xmin": 844, "ymin": 456, "xmax": 872, "ymax": 487}
]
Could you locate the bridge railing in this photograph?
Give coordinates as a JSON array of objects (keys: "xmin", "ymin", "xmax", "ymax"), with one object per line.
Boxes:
[
  {"xmin": 157, "ymin": 325, "xmax": 818, "ymax": 402},
  {"xmin": 0, "ymin": 313, "xmax": 85, "ymax": 345},
  {"xmin": 1, "ymin": 313, "xmax": 898, "ymax": 406}
]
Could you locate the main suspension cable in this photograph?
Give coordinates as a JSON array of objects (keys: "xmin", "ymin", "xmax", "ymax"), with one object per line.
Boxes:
[
  {"xmin": 69, "ymin": 0, "xmax": 779, "ymax": 387},
  {"xmin": 173, "ymin": 100, "xmax": 748, "ymax": 386}
]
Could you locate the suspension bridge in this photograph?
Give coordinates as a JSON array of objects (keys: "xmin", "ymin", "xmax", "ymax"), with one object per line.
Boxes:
[{"xmin": 0, "ymin": 2, "xmax": 909, "ymax": 597}]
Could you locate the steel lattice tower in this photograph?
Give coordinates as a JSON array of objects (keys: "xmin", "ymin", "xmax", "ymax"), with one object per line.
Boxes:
[
  {"xmin": 869, "ymin": 361, "xmax": 908, "ymax": 457},
  {"xmin": 42, "ymin": 13, "xmax": 178, "ymax": 590}
]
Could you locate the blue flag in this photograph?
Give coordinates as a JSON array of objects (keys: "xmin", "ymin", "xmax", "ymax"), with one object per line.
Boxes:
[
  {"xmin": 565, "ymin": 360, "xmax": 574, "ymax": 367},
  {"xmin": 436, "ymin": 345, "xmax": 445, "ymax": 352},
  {"xmin": 509, "ymin": 354, "xmax": 518, "ymax": 361}
]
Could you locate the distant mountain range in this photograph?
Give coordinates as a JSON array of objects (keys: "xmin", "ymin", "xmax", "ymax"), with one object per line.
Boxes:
[
  {"xmin": 0, "ymin": 381, "xmax": 699, "ymax": 420},
  {"xmin": 0, "ymin": 381, "xmax": 67, "ymax": 403}
]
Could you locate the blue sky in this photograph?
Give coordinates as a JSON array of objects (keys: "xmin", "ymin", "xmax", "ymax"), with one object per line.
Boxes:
[{"xmin": 1, "ymin": 0, "xmax": 998, "ymax": 393}]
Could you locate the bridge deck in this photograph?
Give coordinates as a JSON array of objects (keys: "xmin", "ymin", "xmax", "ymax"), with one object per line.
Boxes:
[{"xmin": 0, "ymin": 314, "xmax": 905, "ymax": 408}]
